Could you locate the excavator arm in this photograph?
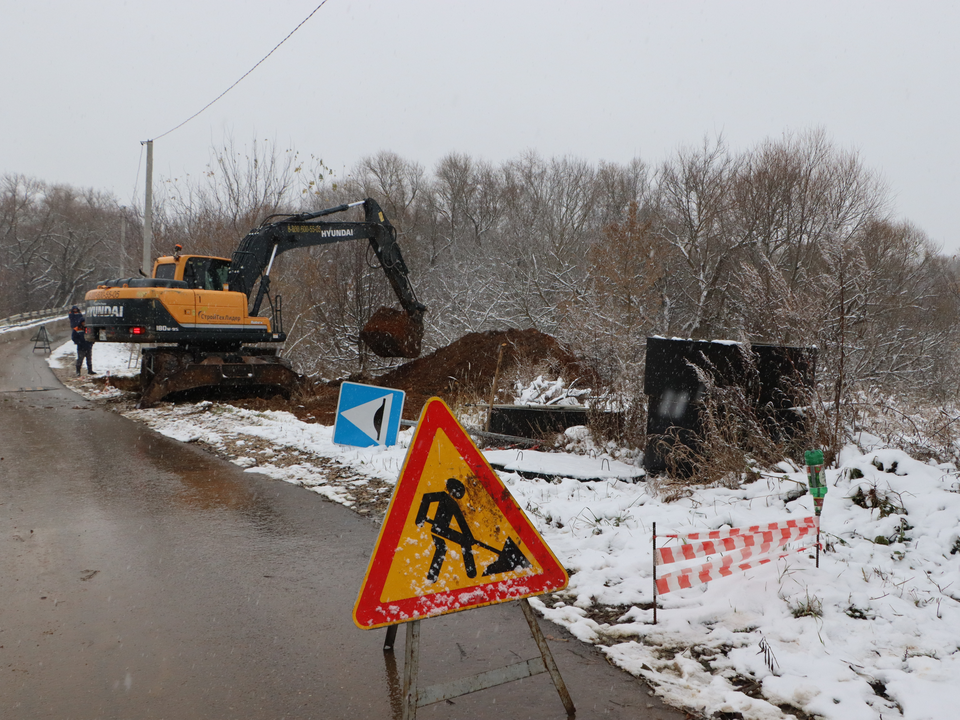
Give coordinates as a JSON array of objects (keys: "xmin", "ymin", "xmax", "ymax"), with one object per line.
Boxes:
[{"xmin": 227, "ymin": 198, "xmax": 426, "ymax": 358}]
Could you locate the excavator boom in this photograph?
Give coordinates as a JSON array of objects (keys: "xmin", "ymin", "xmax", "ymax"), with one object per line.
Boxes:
[{"xmin": 231, "ymin": 199, "xmax": 424, "ymax": 325}]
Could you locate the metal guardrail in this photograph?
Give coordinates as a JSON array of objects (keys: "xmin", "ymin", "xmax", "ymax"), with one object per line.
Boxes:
[
  {"xmin": 0, "ymin": 304, "xmax": 80, "ymax": 330},
  {"xmin": 399, "ymin": 419, "xmax": 541, "ymax": 447}
]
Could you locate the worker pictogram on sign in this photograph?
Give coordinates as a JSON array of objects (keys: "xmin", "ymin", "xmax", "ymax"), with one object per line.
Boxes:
[
  {"xmin": 415, "ymin": 477, "xmax": 532, "ymax": 582},
  {"xmin": 353, "ymin": 397, "xmax": 568, "ymax": 629},
  {"xmin": 333, "ymin": 381, "xmax": 405, "ymax": 448}
]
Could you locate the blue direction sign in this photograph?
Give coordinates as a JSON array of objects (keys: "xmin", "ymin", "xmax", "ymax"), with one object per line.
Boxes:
[{"xmin": 334, "ymin": 381, "xmax": 406, "ymax": 448}]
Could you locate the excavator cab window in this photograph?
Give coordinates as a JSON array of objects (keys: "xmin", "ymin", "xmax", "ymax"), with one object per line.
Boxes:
[
  {"xmin": 183, "ymin": 257, "xmax": 231, "ymax": 291},
  {"xmin": 208, "ymin": 260, "xmax": 230, "ymax": 291},
  {"xmin": 155, "ymin": 263, "xmax": 176, "ymax": 281}
]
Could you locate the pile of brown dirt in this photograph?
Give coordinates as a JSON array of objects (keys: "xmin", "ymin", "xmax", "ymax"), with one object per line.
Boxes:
[{"xmin": 249, "ymin": 328, "xmax": 597, "ymax": 425}]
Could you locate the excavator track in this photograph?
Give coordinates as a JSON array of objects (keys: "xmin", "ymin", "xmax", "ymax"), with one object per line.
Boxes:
[{"xmin": 139, "ymin": 347, "xmax": 301, "ymax": 408}]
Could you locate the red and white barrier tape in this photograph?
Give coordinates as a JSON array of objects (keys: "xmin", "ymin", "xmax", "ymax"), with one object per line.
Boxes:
[
  {"xmin": 665, "ymin": 515, "xmax": 819, "ymax": 542},
  {"xmin": 656, "ymin": 545, "xmax": 811, "ymax": 595},
  {"xmin": 653, "ymin": 516, "xmax": 819, "ymax": 595},
  {"xmin": 656, "ymin": 516, "xmax": 818, "ymax": 566}
]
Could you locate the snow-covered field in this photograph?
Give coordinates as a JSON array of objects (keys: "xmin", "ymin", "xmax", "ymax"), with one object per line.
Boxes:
[{"xmin": 49, "ymin": 340, "xmax": 960, "ymax": 720}]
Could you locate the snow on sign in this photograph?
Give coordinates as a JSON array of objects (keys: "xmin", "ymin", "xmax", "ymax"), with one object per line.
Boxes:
[
  {"xmin": 333, "ymin": 381, "xmax": 405, "ymax": 448},
  {"xmin": 353, "ymin": 397, "xmax": 569, "ymax": 629}
]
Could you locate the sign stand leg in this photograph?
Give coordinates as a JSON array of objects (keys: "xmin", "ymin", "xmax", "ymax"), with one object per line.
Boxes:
[
  {"xmin": 384, "ymin": 624, "xmax": 398, "ymax": 651},
  {"xmin": 402, "ymin": 620, "xmax": 421, "ymax": 720},
  {"xmin": 386, "ymin": 602, "xmax": 575, "ymax": 718},
  {"xmin": 519, "ymin": 598, "xmax": 576, "ymax": 717},
  {"xmin": 652, "ymin": 521, "xmax": 658, "ymax": 625},
  {"xmin": 382, "ymin": 637, "xmax": 403, "ymax": 720}
]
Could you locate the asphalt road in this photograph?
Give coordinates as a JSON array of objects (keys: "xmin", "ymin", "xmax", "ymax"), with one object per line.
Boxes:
[{"xmin": 0, "ymin": 323, "xmax": 687, "ymax": 720}]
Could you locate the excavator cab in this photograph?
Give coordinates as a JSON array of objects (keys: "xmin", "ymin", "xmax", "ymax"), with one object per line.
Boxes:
[
  {"xmin": 155, "ymin": 256, "xmax": 232, "ymax": 291},
  {"xmin": 183, "ymin": 257, "xmax": 231, "ymax": 291}
]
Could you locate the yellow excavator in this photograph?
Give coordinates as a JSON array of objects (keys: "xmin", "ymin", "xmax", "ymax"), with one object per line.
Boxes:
[{"xmin": 83, "ymin": 198, "xmax": 426, "ymax": 407}]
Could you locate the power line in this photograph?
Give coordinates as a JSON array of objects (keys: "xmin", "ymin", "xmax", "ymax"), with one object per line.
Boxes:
[{"xmin": 151, "ymin": 1, "xmax": 328, "ymax": 141}]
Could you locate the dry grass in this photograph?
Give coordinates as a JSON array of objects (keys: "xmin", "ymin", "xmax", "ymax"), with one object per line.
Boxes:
[{"xmin": 847, "ymin": 390, "xmax": 960, "ymax": 465}]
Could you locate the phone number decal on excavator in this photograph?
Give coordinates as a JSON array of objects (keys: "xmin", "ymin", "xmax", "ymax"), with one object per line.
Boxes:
[
  {"xmin": 286, "ymin": 225, "xmax": 356, "ymax": 237},
  {"xmin": 93, "ymin": 289, "xmax": 123, "ymax": 299}
]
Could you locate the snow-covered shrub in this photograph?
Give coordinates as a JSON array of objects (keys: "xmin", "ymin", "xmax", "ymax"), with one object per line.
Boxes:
[{"xmin": 514, "ymin": 375, "xmax": 590, "ymax": 406}]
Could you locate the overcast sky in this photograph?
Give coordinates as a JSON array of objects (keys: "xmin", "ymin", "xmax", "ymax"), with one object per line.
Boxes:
[{"xmin": 3, "ymin": 1, "xmax": 958, "ymax": 252}]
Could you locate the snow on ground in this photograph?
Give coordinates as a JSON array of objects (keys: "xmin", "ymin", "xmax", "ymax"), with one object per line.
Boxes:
[
  {"xmin": 49, "ymin": 340, "xmax": 960, "ymax": 720},
  {"xmin": 485, "ymin": 446, "xmax": 644, "ymax": 481}
]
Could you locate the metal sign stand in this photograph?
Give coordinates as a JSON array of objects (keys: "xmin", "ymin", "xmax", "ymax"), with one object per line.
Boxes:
[
  {"xmin": 32, "ymin": 325, "xmax": 51, "ymax": 353},
  {"xmin": 386, "ymin": 598, "xmax": 575, "ymax": 720},
  {"xmin": 652, "ymin": 521, "xmax": 658, "ymax": 624}
]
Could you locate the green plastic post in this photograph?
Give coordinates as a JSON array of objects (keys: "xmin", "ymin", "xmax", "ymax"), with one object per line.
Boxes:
[
  {"xmin": 804, "ymin": 449, "xmax": 827, "ymax": 566},
  {"xmin": 804, "ymin": 449, "xmax": 827, "ymax": 515}
]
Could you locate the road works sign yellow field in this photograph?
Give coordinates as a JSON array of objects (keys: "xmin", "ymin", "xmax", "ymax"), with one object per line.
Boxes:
[{"xmin": 353, "ymin": 398, "xmax": 569, "ymax": 629}]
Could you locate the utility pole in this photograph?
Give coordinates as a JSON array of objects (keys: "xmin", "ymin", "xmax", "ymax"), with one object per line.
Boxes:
[
  {"xmin": 119, "ymin": 212, "xmax": 127, "ymax": 278},
  {"xmin": 142, "ymin": 139, "xmax": 154, "ymax": 276}
]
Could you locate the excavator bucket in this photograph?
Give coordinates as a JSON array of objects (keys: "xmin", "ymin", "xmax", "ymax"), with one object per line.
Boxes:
[{"xmin": 360, "ymin": 307, "xmax": 424, "ymax": 359}]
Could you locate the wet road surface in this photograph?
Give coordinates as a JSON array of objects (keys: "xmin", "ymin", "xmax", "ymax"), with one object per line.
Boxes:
[{"xmin": 0, "ymin": 324, "xmax": 687, "ymax": 719}]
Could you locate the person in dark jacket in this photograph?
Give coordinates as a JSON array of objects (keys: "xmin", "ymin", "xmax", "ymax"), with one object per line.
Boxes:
[{"xmin": 69, "ymin": 306, "xmax": 95, "ymax": 376}]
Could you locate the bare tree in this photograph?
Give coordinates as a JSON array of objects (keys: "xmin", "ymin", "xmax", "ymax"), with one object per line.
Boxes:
[
  {"xmin": 353, "ymin": 151, "xmax": 426, "ymax": 236},
  {"xmin": 430, "ymin": 153, "xmax": 505, "ymax": 256},
  {"xmin": 35, "ymin": 185, "xmax": 116, "ymax": 305},
  {"xmin": 157, "ymin": 136, "xmax": 322, "ymax": 259},
  {"xmin": 565, "ymin": 200, "xmax": 665, "ymax": 382},
  {"xmin": 0, "ymin": 175, "xmax": 54, "ymax": 313},
  {"xmin": 653, "ymin": 136, "xmax": 745, "ymax": 337},
  {"xmin": 0, "ymin": 175, "xmax": 126, "ymax": 313}
]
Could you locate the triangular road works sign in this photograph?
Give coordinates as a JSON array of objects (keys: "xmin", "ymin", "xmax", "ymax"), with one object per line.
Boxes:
[{"xmin": 354, "ymin": 398, "xmax": 569, "ymax": 629}]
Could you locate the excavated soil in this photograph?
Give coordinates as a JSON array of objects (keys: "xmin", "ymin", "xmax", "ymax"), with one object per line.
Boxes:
[
  {"xmin": 358, "ymin": 307, "xmax": 423, "ymax": 359},
  {"xmin": 234, "ymin": 328, "xmax": 598, "ymax": 425}
]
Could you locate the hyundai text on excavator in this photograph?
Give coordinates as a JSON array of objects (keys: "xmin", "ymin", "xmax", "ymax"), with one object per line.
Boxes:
[{"xmin": 83, "ymin": 198, "xmax": 426, "ymax": 407}]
